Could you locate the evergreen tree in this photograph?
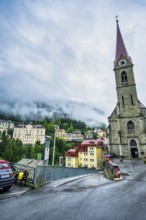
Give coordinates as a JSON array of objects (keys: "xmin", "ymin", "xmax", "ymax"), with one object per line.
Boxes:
[{"xmin": 3, "ymin": 144, "xmax": 13, "ymax": 162}]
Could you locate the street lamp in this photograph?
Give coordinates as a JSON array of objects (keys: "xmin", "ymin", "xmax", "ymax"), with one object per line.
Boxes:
[{"xmin": 52, "ymin": 125, "xmax": 59, "ymax": 166}]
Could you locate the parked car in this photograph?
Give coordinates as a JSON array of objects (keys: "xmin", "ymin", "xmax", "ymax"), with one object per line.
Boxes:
[
  {"xmin": 104, "ymin": 153, "xmax": 119, "ymax": 161},
  {"xmin": 109, "ymin": 153, "xmax": 119, "ymax": 159},
  {"xmin": 0, "ymin": 160, "xmax": 15, "ymax": 191}
]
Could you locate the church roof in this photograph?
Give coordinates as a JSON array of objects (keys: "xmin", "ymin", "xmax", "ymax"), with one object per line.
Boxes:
[
  {"xmin": 139, "ymin": 100, "xmax": 146, "ymax": 109},
  {"xmin": 114, "ymin": 20, "xmax": 132, "ymax": 67}
]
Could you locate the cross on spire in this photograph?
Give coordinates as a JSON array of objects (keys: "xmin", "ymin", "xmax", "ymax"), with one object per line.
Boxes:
[
  {"xmin": 115, "ymin": 15, "xmax": 119, "ymax": 23},
  {"xmin": 114, "ymin": 18, "xmax": 132, "ymax": 67}
]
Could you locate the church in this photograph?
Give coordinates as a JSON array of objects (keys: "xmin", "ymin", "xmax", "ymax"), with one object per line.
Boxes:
[{"xmin": 108, "ymin": 19, "xmax": 146, "ymax": 159}]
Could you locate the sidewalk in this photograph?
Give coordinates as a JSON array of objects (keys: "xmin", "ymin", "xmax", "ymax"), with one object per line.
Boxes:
[
  {"xmin": 48, "ymin": 173, "xmax": 96, "ymax": 188},
  {"xmin": 46, "ymin": 159, "xmax": 139, "ymax": 187},
  {"xmin": 47, "ymin": 160, "xmax": 135, "ymax": 186},
  {"xmin": 0, "ymin": 185, "xmax": 29, "ymax": 200},
  {"xmin": 112, "ymin": 158, "xmax": 135, "ymax": 176}
]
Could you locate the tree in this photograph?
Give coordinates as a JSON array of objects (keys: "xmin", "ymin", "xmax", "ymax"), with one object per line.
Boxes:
[
  {"xmin": 26, "ymin": 144, "xmax": 36, "ymax": 159},
  {"xmin": 62, "ymin": 122, "xmax": 69, "ymax": 130},
  {"xmin": 67, "ymin": 123, "xmax": 74, "ymax": 133},
  {"xmin": 3, "ymin": 144, "xmax": 13, "ymax": 162},
  {"xmin": 47, "ymin": 124, "xmax": 55, "ymax": 133},
  {"xmin": 0, "ymin": 131, "xmax": 9, "ymax": 158}
]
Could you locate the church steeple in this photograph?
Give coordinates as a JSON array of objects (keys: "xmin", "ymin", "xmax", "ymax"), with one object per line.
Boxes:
[
  {"xmin": 114, "ymin": 19, "xmax": 132, "ymax": 67},
  {"xmin": 109, "ymin": 19, "xmax": 146, "ymax": 160}
]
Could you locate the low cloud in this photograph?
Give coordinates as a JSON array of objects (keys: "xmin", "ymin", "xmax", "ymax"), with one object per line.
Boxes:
[{"xmin": 0, "ymin": 0, "xmax": 146, "ymax": 125}]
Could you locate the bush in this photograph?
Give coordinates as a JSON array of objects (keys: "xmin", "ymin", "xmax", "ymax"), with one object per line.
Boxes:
[{"xmin": 104, "ymin": 168, "xmax": 117, "ymax": 180}]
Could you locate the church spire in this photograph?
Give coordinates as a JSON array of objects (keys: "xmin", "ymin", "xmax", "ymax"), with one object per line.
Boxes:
[{"xmin": 114, "ymin": 18, "xmax": 132, "ymax": 67}]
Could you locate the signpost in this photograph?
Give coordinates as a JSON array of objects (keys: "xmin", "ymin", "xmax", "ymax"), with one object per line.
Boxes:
[{"xmin": 44, "ymin": 136, "xmax": 51, "ymax": 165}]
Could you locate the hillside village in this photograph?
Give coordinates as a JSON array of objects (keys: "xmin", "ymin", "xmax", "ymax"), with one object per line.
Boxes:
[{"xmin": 0, "ymin": 118, "xmax": 108, "ymax": 168}]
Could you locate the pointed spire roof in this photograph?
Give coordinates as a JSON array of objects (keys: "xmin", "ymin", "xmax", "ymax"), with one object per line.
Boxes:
[{"xmin": 114, "ymin": 19, "xmax": 132, "ymax": 67}]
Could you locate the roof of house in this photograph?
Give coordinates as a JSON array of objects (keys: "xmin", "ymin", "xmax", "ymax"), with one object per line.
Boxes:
[
  {"xmin": 0, "ymin": 119, "xmax": 13, "ymax": 123},
  {"xmin": 65, "ymin": 149, "xmax": 78, "ymax": 157},
  {"xmin": 16, "ymin": 124, "xmax": 45, "ymax": 129},
  {"xmin": 81, "ymin": 138, "xmax": 108, "ymax": 148},
  {"xmin": 65, "ymin": 137, "xmax": 108, "ymax": 157}
]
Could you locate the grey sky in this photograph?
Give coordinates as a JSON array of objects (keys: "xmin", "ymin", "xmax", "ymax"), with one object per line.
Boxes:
[{"xmin": 0, "ymin": 0, "xmax": 146, "ymax": 125}]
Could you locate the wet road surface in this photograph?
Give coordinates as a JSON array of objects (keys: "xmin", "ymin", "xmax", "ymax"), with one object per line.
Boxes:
[{"xmin": 0, "ymin": 160, "xmax": 146, "ymax": 220}]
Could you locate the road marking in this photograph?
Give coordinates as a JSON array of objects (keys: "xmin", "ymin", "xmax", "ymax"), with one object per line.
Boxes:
[{"xmin": 0, "ymin": 189, "xmax": 28, "ymax": 199}]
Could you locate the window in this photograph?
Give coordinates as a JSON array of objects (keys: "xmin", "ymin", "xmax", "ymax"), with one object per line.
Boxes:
[
  {"xmin": 131, "ymin": 95, "xmax": 133, "ymax": 105},
  {"xmin": 127, "ymin": 121, "xmax": 135, "ymax": 134},
  {"xmin": 0, "ymin": 163, "xmax": 9, "ymax": 169},
  {"xmin": 121, "ymin": 71, "xmax": 128, "ymax": 85},
  {"xmin": 89, "ymin": 147, "xmax": 94, "ymax": 151},
  {"xmin": 130, "ymin": 139, "xmax": 137, "ymax": 146},
  {"xmin": 122, "ymin": 96, "xmax": 124, "ymax": 107}
]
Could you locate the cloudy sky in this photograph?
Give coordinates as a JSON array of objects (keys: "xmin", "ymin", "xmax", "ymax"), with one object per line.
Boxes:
[{"xmin": 0, "ymin": 0, "xmax": 146, "ymax": 125}]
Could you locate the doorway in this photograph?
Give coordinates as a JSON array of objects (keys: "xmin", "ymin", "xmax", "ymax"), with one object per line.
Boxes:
[
  {"xmin": 130, "ymin": 139, "xmax": 139, "ymax": 158},
  {"xmin": 131, "ymin": 148, "xmax": 138, "ymax": 158}
]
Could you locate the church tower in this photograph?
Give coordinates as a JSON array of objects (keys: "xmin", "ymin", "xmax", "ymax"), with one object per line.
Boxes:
[{"xmin": 108, "ymin": 19, "xmax": 146, "ymax": 158}]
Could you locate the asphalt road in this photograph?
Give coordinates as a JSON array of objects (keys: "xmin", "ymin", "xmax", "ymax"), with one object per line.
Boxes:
[{"xmin": 0, "ymin": 160, "xmax": 146, "ymax": 220}]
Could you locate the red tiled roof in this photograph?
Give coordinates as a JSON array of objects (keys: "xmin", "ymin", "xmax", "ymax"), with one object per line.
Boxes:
[
  {"xmin": 66, "ymin": 138, "xmax": 108, "ymax": 156},
  {"xmin": 77, "ymin": 144, "xmax": 88, "ymax": 152},
  {"xmin": 65, "ymin": 149, "xmax": 78, "ymax": 157},
  {"xmin": 81, "ymin": 138, "xmax": 108, "ymax": 147},
  {"xmin": 76, "ymin": 138, "xmax": 108, "ymax": 152}
]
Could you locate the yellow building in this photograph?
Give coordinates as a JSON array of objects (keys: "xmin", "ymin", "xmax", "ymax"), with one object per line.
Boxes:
[
  {"xmin": 55, "ymin": 128, "xmax": 66, "ymax": 139},
  {"xmin": 65, "ymin": 138, "xmax": 108, "ymax": 169},
  {"xmin": 56, "ymin": 128, "xmax": 84, "ymax": 142},
  {"xmin": 65, "ymin": 149, "xmax": 78, "ymax": 168},
  {"xmin": 13, "ymin": 123, "xmax": 46, "ymax": 145}
]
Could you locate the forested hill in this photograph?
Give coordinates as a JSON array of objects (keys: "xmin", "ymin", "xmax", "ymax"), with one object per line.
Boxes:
[{"xmin": 0, "ymin": 99, "xmax": 105, "ymax": 127}]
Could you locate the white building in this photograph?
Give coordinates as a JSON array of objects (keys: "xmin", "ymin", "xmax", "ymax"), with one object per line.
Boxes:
[
  {"xmin": 13, "ymin": 123, "xmax": 46, "ymax": 145},
  {"xmin": 0, "ymin": 120, "xmax": 14, "ymax": 129}
]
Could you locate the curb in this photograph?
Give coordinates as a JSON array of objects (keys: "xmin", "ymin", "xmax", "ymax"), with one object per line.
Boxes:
[
  {"xmin": 52, "ymin": 173, "xmax": 96, "ymax": 188},
  {"xmin": 114, "ymin": 176, "xmax": 123, "ymax": 181},
  {"xmin": 0, "ymin": 187, "xmax": 29, "ymax": 200}
]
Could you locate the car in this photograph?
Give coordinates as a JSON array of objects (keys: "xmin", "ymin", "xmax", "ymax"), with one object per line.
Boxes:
[
  {"xmin": 0, "ymin": 160, "xmax": 15, "ymax": 191},
  {"xmin": 104, "ymin": 153, "xmax": 119, "ymax": 160},
  {"xmin": 109, "ymin": 153, "xmax": 119, "ymax": 159}
]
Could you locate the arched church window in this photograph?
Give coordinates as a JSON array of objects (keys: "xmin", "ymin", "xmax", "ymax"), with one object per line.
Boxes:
[
  {"xmin": 121, "ymin": 71, "xmax": 128, "ymax": 85},
  {"xmin": 130, "ymin": 139, "xmax": 137, "ymax": 146},
  {"xmin": 127, "ymin": 121, "xmax": 135, "ymax": 134}
]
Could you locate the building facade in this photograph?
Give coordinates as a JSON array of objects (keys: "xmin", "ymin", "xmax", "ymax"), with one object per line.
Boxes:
[
  {"xmin": 13, "ymin": 123, "xmax": 46, "ymax": 145},
  {"xmin": 65, "ymin": 149, "xmax": 78, "ymax": 168},
  {"xmin": 56, "ymin": 128, "xmax": 84, "ymax": 142},
  {"xmin": 65, "ymin": 138, "xmax": 108, "ymax": 168},
  {"xmin": 0, "ymin": 126, "xmax": 7, "ymax": 136},
  {"xmin": 108, "ymin": 20, "xmax": 146, "ymax": 158},
  {"xmin": 0, "ymin": 120, "xmax": 14, "ymax": 129}
]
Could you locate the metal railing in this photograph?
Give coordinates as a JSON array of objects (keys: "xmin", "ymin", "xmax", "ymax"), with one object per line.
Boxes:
[
  {"xmin": 15, "ymin": 164, "xmax": 98, "ymax": 188},
  {"xmin": 33, "ymin": 166, "xmax": 98, "ymax": 188}
]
